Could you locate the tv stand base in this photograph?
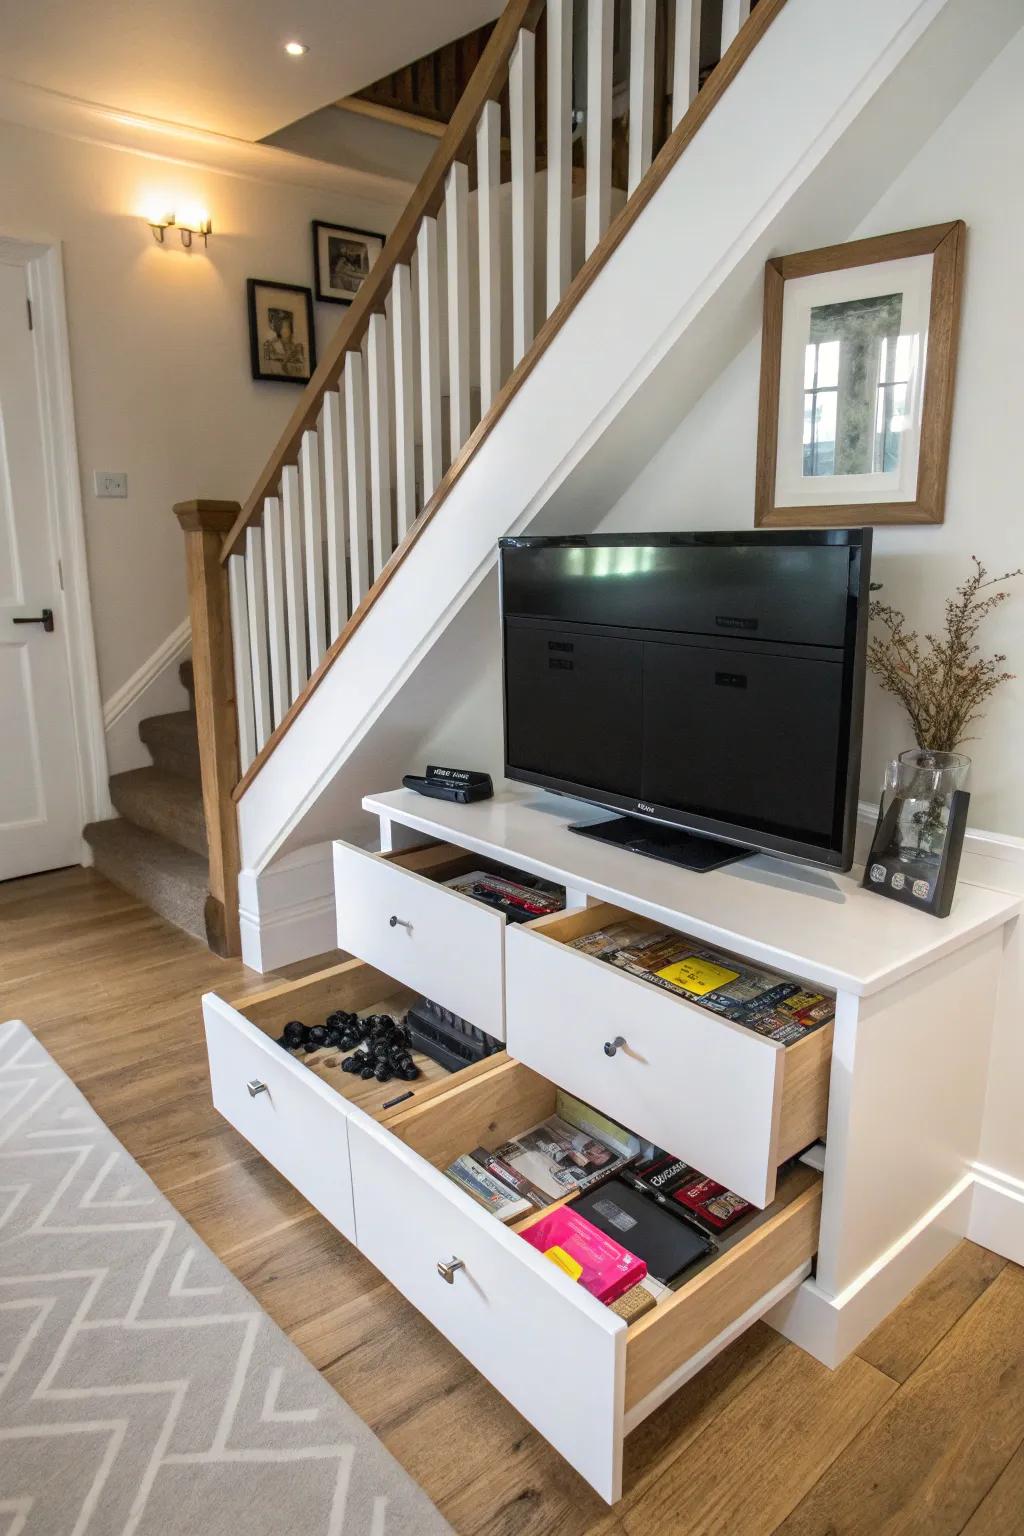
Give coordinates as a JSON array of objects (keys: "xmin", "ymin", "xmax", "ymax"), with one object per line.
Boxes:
[{"xmin": 568, "ymin": 813, "xmax": 752, "ymax": 872}]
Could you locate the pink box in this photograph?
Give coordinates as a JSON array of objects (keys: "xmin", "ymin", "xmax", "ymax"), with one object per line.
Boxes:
[{"xmin": 520, "ymin": 1207, "xmax": 646, "ymax": 1304}]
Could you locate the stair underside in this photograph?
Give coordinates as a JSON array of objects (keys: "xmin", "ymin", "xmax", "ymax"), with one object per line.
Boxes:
[
  {"xmin": 83, "ymin": 818, "xmax": 208, "ymax": 942},
  {"xmin": 109, "ymin": 767, "xmax": 208, "ymax": 858}
]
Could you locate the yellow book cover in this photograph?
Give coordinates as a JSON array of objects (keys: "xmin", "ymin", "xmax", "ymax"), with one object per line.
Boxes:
[{"xmin": 655, "ymin": 956, "xmax": 740, "ymax": 996}]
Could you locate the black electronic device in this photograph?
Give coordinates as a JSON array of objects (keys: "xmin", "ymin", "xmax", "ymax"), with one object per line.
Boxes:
[
  {"xmin": 498, "ymin": 530, "xmax": 871, "ymax": 872},
  {"xmin": 404, "ymin": 996, "xmax": 503, "ymax": 1074},
  {"xmin": 402, "ymin": 770, "xmax": 493, "ymax": 804},
  {"xmin": 573, "ymin": 1178, "xmax": 715, "ymax": 1284}
]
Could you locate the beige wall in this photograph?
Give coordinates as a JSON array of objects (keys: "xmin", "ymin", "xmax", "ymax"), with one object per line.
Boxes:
[
  {"xmin": 600, "ymin": 26, "xmax": 1024, "ymax": 836},
  {"xmin": 0, "ymin": 116, "xmax": 408, "ymax": 703}
]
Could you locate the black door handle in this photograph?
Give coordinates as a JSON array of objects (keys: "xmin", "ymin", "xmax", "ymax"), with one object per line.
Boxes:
[{"xmin": 13, "ymin": 609, "xmax": 54, "ymax": 633}]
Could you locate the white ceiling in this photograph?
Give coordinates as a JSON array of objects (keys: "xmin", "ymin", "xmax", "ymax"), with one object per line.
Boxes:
[{"xmin": 0, "ymin": 0, "xmax": 504, "ymax": 142}]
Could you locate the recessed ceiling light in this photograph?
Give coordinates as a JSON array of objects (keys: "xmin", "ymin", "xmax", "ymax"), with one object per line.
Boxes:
[{"xmin": 284, "ymin": 40, "xmax": 308, "ymax": 56}]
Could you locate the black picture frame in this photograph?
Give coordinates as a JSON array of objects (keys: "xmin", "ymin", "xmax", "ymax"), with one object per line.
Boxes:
[
  {"xmin": 861, "ymin": 788, "xmax": 970, "ymax": 919},
  {"xmin": 312, "ymin": 219, "xmax": 386, "ymax": 306},
  {"xmin": 246, "ymin": 278, "xmax": 317, "ymax": 385}
]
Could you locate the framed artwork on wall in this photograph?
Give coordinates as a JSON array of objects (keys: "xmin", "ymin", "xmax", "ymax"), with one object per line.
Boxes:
[
  {"xmin": 754, "ymin": 222, "xmax": 965, "ymax": 527},
  {"xmin": 246, "ymin": 278, "xmax": 317, "ymax": 385},
  {"xmin": 312, "ymin": 220, "xmax": 386, "ymax": 306}
]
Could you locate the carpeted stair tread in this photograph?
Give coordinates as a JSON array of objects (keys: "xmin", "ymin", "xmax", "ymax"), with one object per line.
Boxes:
[
  {"xmin": 138, "ymin": 709, "xmax": 201, "ymax": 782},
  {"xmin": 109, "ymin": 767, "xmax": 207, "ymax": 858},
  {"xmin": 83, "ymin": 819, "xmax": 207, "ymax": 941}
]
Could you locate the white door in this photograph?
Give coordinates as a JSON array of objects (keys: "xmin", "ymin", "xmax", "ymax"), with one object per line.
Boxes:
[{"xmin": 0, "ymin": 259, "xmax": 83, "ymax": 879}]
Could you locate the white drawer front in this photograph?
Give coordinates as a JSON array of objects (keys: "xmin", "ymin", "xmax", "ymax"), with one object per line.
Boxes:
[
  {"xmin": 333, "ymin": 840, "xmax": 506, "ymax": 1039},
  {"xmin": 348, "ymin": 1114, "xmax": 625, "ymax": 1503},
  {"xmin": 505, "ymin": 926, "xmax": 785, "ymax": 1207},
  {"xmin": 203, "ymin": 994, "xmax": 356, "ymax": 1242}
]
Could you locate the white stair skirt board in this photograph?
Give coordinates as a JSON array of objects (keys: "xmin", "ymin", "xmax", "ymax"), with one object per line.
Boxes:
[
  {"xmin": 102, "ymin": 619, "xmax": 191, "ymax": 775},
  {"xmin": 230, "ymin": 0, "xmax": 1017, "ymax": 877},
  {"xmin": 238, "ymin": 842, "xmax": 341, "ymax": 972}
]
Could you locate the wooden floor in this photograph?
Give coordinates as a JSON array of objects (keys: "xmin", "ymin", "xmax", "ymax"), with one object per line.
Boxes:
[{"xmin": 4, "ymin": 866, "xmax": 1024, "ymax": 1536}]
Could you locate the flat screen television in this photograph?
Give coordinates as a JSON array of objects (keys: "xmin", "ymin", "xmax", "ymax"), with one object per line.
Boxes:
[{"xmin": 499, "ymin": 529, "xmax": 872, "ymax": 872}]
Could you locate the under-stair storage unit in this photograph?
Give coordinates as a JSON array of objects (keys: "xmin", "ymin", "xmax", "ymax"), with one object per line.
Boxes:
[
  {"xmin": 202, "ymin": 951, "xmax": 821, "ymax": 1503},
  {"xmin": 204, "ymin": 780, "xmax": 1019, "ymax": 1501}
]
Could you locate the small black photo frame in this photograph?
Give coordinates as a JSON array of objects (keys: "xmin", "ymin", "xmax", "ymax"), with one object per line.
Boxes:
[
  {"xmin": 247, "ymin": 278, "xmax": 316, "ymax": 385},
  {"xmin": 862, "ymin": 789, "xmax": 970, "ymax": 919},
  {"xmin": 312, "ymin": 220, "xmax": 385, "ymax": 306}
]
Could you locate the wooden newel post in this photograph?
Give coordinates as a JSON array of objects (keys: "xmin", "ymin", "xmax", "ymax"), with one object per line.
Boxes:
[{"xmin": 174, "ymin": 499, "xmax": 243, "ymax": 958}]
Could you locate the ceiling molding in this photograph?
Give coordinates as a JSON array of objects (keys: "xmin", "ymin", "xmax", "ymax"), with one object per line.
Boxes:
[{"xmin": 0, "ymin": 75, "xmax": 416, "ymax": 204}]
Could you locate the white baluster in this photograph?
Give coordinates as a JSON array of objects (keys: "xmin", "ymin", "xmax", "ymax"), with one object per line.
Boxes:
[
  {"xmin": 367, "ymin": 311, "xmax": 393, "ymax": 579},
  {"xmin": 299, "ymin": 428, "xmax": 326, "ymax": 671},
  {"xmin": 345, "ymin": 350, "xmax": 370, "ymax": 607},
  {"xmin": 672, "ymin": 0, "xmax": 701, "ymax": 127},
  {"xmin": 721, "ymin": 0, "xmax": 750, "ymax": 53},
  {"xmin": 321, "ymin": 390, "xmax": 349, "ymax": 642},
  {"xmin": 586, "ymin": 0, "xmax": 613, "ymax": 257},
  {"xmin": 628, "ymin": 0, "xmax": 656, "ymax": 196},
  {"xmin": 227, "ymin": 552, "xmax": 256, "ymax": 773},
  {"xmin": 445, "ymin": 161, "xmax": 471, "ymax": 454},
  {"xmin": 476, "ymin": 100, "xmax": 502, "ymax": 413},
  {"xmin": 280, "ymin": 464, "xmax": 307, "ymax": 701},
  {"xmin": 546, "ymin": 0, "xmax": 573, "ymax": 316},
  {"xmin": 391, "ymin": 265, "xmax": 416, "ymax": 541},
  {"xmin": 244, "ymin": 524, "xmax": 272, "ymax": 750},
  {"xmin": 417, "ymin": 216, "xmax": 442, "ymax": 500},
  {"xmin": 510, "ymin": 27, "xmax": 536, "ymax": 365},
  {"xmin": 261, "ymin": 495, "xmax": 289, "ymax": 726}
]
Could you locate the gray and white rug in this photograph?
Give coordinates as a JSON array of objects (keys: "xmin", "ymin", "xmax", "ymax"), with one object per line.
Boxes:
[{"xmin": 0, "ymin": 1020, "xmax": 451, "ymax": 1536}]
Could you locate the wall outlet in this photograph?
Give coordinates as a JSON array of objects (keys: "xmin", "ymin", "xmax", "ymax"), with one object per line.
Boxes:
[{"xmin": 94, "ymin": 471, "xmax": 128, "ymax": 498}]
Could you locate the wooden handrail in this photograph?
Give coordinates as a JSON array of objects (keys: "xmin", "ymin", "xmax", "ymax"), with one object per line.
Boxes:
[
  {"xmin": 175, "ymin": 499, "xmax": 243, "ymax": 956},
  {"xmin": 220, "ymin": 0, "xmax": 545, "ymax": 564},
  {"xmin": 230, "ymin": 0, "xmax": 788, "ymax": 802}
]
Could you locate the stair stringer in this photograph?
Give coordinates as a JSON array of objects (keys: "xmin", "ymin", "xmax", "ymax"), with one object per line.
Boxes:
[{"xmin": 236, "ymin": 0, "xmax": 1004, "ymax": 890}]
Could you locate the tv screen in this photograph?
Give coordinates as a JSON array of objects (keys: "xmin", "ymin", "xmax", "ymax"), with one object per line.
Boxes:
[{"xmin": 499, "ymin": 530, "xmax": 871, "ymax": 870}]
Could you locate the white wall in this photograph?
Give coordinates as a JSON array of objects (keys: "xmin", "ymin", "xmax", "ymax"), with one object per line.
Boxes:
[
  {"xmin": 599, "ymin": 25, "xmax": 1024, "ymax": 836},
  {"xmin": 0, "ymin": 115, "xmax": 408, "ymax": 726}
]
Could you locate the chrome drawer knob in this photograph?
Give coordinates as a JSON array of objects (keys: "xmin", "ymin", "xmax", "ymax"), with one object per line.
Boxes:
[
  {"xmin": 246, "ymin": 1079, "xmax": 269, "ymax": 1098},
  {"xmin": 603, "ymin": 1036, "xmax": 626, "ymax": 1058},
  {"xmin": 389, "ymin": 915, "xmax": 413, "ymax": 933},
  {"xmin": 437, "ymin": 1257, "xmax": 465, "ymax": 1284}
]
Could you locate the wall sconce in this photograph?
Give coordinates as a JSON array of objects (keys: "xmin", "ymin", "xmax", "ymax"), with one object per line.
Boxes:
[{"xmin": 147, "ymin": 210, "xmax": 213, "ymax": 248}]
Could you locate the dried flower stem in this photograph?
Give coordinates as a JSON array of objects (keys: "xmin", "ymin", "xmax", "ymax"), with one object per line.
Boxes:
[{"xmin": 867, "ymin": 557, "xmax": 1020, "ymax": 752}]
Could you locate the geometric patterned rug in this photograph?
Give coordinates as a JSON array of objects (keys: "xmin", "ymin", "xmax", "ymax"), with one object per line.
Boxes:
[{"xmin": 0, "ymin": 1020, "xmax": 452, "ymax": 1535}]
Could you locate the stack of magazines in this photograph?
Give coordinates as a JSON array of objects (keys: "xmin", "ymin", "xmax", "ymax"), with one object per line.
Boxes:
[
  {"xmin": 569, "ymin": 919, "xmax": 834, "ymax": 1043},
  {"xmin": 444, "ymin": 866, "xmax": 565, "ymax": 924}
]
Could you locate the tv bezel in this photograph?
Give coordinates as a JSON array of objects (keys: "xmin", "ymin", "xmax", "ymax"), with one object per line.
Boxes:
[{"xmin": 498, "ymin": 529, "xmax": 872, "ymax": 872}]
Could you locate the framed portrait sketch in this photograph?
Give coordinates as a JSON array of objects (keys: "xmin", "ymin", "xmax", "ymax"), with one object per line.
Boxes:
[
  {"xmin": 247, "ymin": 278, "xmax": 317, "ymax": 385},
  {"xmin": 312, "ymin": 220, "xmax": 385, "ymax": 306},
  {"xmin": 755, "ymin": 223, "xmax": 965, "ymax": 527}
]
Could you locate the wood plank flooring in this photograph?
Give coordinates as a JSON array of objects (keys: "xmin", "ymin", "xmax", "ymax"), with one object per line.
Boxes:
[{"xmin": 3, "ymin": 866, "xmax": 1022, "ymax": 1535}]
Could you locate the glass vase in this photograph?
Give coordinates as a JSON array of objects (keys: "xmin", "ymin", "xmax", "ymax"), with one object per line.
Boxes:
[{"xmin": 886, "ymin": 749, "xmax": 971, "ymax": 867}]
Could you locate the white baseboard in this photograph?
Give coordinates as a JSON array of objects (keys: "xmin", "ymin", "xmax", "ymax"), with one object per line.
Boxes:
[
  {"xmin": 968, "ymin": 1163, "xmax": 1024, "ymax": 1267},
  {"xmin": 238, "ymin": 842, "xmax": 340, "ymax": 973},
  {"xmin": 103, "ymin": 619, "xmax": 192, "ymax": 775},
  {"xmin": 768, "ymin": 1175, "xmax": 975, "ymax": 1367}
]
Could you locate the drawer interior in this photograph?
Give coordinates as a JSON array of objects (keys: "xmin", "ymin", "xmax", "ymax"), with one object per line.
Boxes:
[
  {"xmin": 384, "ymin": 1056, "xmax": 822, "ymax": 1396},
  {"xmin": 228, "ymin": 958, "xmax": 507, "ymax": 1124},
  {"xmin": 382, "ymin": 840, "xmax": 567, "ymax": 921}
]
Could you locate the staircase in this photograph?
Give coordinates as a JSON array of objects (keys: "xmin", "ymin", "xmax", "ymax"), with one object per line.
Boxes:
[
  {"xmin": 85, "ymin": 661, "xmax": 211, "ymax": 942},
  {"xmin": 172, "ymin": 0, "xmax": 1002, "ymax": 964}
]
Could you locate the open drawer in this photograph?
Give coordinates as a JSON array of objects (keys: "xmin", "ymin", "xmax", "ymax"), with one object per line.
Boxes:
[
  {"xmin": 349, "ymin": 1057, "xmax": 821, "ymax": 1504},
  {"xmin": 202, "ymin": 956, "xmax": 501, "ymax": 1243},
  {"xmin": 505, "ymin": 904, "xmax": 833, "ymax": 1207},
  {"xmin": 333, "ymin": 838, "xmax": 564, "ymax": 1041}
]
